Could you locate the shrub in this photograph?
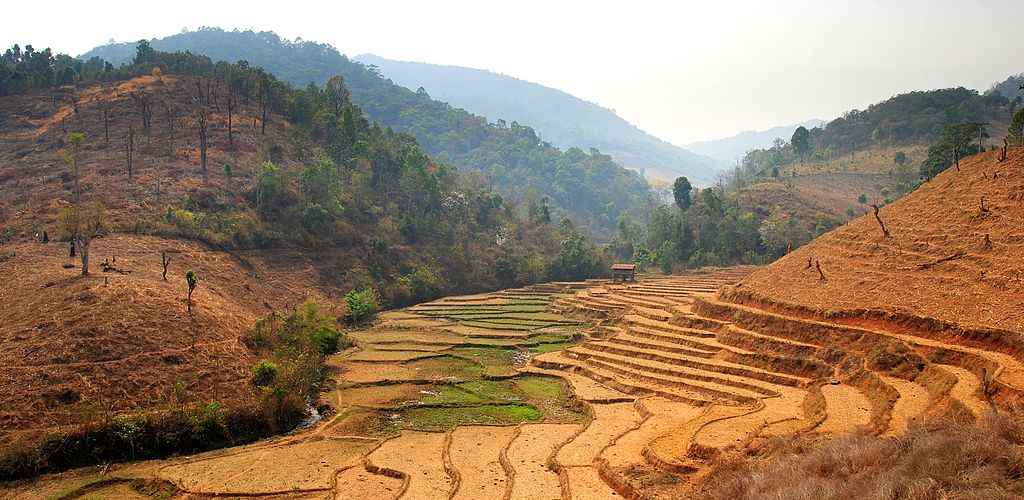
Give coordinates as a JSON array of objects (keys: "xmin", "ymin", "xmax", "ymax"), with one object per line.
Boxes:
[
  {"xmin": 252, "ymin": 359, "xmax": 278, "ymax": 387},
  {"xmin": 344, "ymin": 288, "xmax": 379, "ymax": 324},
  {"xmin": 397, "ymin": 265, "xmax": 443, "ymax": 304}
]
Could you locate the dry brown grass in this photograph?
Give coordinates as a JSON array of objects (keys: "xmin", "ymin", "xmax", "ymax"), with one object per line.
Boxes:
[{"xmin": 698, "ymin": 409, "xmax": 1024, "ymax": 499}]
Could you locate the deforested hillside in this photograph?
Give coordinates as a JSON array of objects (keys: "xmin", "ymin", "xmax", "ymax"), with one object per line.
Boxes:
[
  {"xmin": 352, "ymin": 53, "xmax": 728, "ymax": 183},
  {"xmin": 0, "ymin": 44, "xmax": 617, "ymax": 478},
  {"xmin": 80, "ymin": 28, "xmax": 654, "ymax": 237},
  {"xmin": 729, "ymin": 147, "xmax": 1024, "ymax": 337}
]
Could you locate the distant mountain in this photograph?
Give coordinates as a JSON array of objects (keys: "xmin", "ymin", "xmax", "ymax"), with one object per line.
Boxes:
[
  {"xmin": 354, "ymin": 54, "xmax": 728, "ymax": 184},
  {"xmin": 685, "ymin": 119, "xmax": 826, "ymax": 163},
  {"xmin": 81, "ymin": 29, "xmax": 652, "ymax": 237}
]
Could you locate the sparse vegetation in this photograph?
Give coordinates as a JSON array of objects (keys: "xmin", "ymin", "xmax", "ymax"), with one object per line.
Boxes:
[
  {"xmin": 698, "ymin": 411, "xmax": 1024, "ymax": 499},
  {"xmin": 56, "ymin": 202, "xmax": 110, "ymax": 276}
]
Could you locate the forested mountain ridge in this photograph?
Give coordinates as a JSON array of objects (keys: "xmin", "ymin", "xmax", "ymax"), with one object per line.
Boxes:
[
  {"xmin": 352, "ymin": 54, "xmax": 728, "ymax": 184},
  {"xmin": 81, "ymin": 28, "xmax": 653, "ymax": 237}
]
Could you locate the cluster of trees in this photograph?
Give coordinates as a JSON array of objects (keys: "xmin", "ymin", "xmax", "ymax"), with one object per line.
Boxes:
[
  {"xmin": 606, "ymin": 176, "xmax": 823, "ymax": 272},
  {"xmin": 813, "ymin": 88, "xmax": 1010, "ymax": 156},
  {"xmin": 735, "ymin": 86, "xmax": 1014, "ymax": 182},
  {"xmin": 81, "ymin": 29, "xmax": 653, "ymax": 237}
]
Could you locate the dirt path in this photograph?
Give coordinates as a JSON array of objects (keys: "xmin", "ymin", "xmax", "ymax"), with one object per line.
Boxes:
[
  {"xmin": 506, "ymin": 423, "xmax": 581, "ymax": 500},
  {"xmin": 336, "ymin": 464, "xmax": 404, "ymax": 499},
  {"xmin": 366, "ymin": 432, "xmax": 451, "ymax": 500},
  {"xmin": 564, "ymin": 467, "xmax": 619, "ymax": 499},
  {"xmin": 880, "ymin": 375, "xmax": 931, "ymax": 435},
  {"xmin": 695, "ymin": 387, "xmax": 807, "ymax": 448},
  {"xmin": 449, "ymin": 425, "xmax": 517, "ymax": 500},
  {"xmin": 943, "ymin": 365, "xmax": 990, "ymax": 417},
  {"xmin": 601, "ymin": 398, "xmax": 704, "ymax": 469},
  {"xmin": 818, "ymin": 384, "xmax": 871, "ymax": 433},
  {"xmin": 556, "ymin": 403, "xmax": 643, "ymax": 467}
]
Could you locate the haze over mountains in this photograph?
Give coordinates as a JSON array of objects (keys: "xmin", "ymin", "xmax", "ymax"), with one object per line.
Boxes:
[
  {"xmin": 685, "ymin": 119, "xmax": 826, "ymax": 163},
  {"xmin": 353, "ymin": 54, "xmax": 728, "ymax": 183}
]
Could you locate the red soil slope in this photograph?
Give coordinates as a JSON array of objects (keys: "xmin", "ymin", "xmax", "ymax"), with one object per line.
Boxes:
[
  {"xmin": 0, "ymin": 234, "xmax": 335, "ymax": 445},
  {"xmin": 729, "ymin": 148, "xmax": 1024, "ymax": 347}
]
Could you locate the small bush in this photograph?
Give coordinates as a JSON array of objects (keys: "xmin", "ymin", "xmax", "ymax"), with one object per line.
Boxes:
[
  {"xmin": 252, "ymin": 359, "xmax": 278, "ymax": 387},
  {"xmin": 344, "ymin": 288, "xmax": 379, "ymax": 324}
]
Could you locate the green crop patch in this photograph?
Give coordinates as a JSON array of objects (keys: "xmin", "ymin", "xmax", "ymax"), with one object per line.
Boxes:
[
  {"xmin": 457, "ymin": 379, "xmax": 520, "ymax": 401},
  {"xmin": 530, "ymin": 342, "xmax": 572, "ymax": 353},
  {"xmin": 398, "ymin": 404, "xmax": 541, "ymax": 430},
  {"xmin": 529, "ymin": 333, "xmax": 571, "ymax": 344},
  {"xmin": 405, "ymin": 355, "xmax": 484, "ymax": 380},
  {"xmin": 417, "ymin": 385, "xmax": 488, "ymax": 406},
  {"xmin": 515, "ymin": 376, "xmax": 571, "ymax": 402},
  {"xmin": 460, "ymin": 320, "xmax": 536, "ymax": 331}
]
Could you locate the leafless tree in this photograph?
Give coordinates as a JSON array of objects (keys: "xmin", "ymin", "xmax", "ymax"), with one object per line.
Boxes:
[
  {"xmin": 123, "ymin": 124, "xmax": 135, "ymax": 183},
  {"xmin": 871, "ymin": 204, "xmax": 891, "ymax": 238}
]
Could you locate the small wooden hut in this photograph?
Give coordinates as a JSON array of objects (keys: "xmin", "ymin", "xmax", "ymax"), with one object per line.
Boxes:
[{"xmin": 611, "ymin": 263, "xmax": 636, "ymax": 282}]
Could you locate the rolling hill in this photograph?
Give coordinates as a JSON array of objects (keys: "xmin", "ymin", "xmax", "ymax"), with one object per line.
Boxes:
[
  {"xmin": 353, "ymin": 54, "xmax": 728, "ymax": 183},
  {"xmin": 79, "ymin": 29, "xmax": 654, "ymax": 236}
]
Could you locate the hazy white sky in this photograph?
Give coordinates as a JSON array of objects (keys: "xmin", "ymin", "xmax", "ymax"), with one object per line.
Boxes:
[{"xmin": 3, "ymin": 0, "xmax": 1022, "ymax": 144}]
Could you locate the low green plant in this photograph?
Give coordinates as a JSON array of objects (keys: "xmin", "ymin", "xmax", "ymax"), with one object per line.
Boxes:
[
  {"xmin": 252, "ymin": 359, "xmax": 278, "ymax": 387},
  {"xmin": 344, "ymin": 288, "xmax": 379, "ymax": 324}
]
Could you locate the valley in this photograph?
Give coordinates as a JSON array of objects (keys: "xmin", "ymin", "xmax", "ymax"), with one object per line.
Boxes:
[{"xmin": 3, "ymin": 9, "xmax": 1024, "ymax": 499}]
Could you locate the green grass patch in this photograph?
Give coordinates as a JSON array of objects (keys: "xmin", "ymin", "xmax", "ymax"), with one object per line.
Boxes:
[
  {"xmin": 418, "ymin": 385, "xmax": 487, "ymax": 405},
  {"xmin": 515, "ymin": 376, "xmax": 571, "ymax": 402},
  {"xmin": 529, "ymin": 333, "xmax": 571, "ymax": 344},
  {"xmin": 457, "ymin": 379, "xmax": 520, "ymax": 401},
  {"xmin": 460, "ymin": 320, "xmax": 536, "ymax": 331},
  {"xmin": 406, "ymin": 355, "xmax": 484, "ymax": 380},
  {"xmin": 495, "ymin": 304, "xmax": 548, "ymax": 312},
  {"xmin": 399, "ymin": 404, "xmax": 541, "ymax": 430}
]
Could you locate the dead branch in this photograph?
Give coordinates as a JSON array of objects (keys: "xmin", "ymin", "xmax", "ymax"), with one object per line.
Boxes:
[
  {"xmin": 984, "ymin": 233, "xmax": 992, "ymax": 250},
  {"xmin": 916, "ymin": 251, "xmax": 965, "ymax": 270},
  {"xmin": 816, "ymin": 260, "xmax": 826, "ymax": 281},
  {"xmin": 980, "ymin": 196, "xmax": 989, "ymax": 214},
  {"xmin": 871, "ymin": 204, "xmax": 891, "ymax": 238},
  {"xmin": 806, "ymin": 257, "xmax": 813, "ymax": 269},
  {"xmin": 999, "ymin": 138, "xmax": 1008, "ymax": 163}
]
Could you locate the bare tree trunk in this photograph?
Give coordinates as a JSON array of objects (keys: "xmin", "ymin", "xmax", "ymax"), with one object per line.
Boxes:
[
  {"xmin": 124, "ymin": 124, "xmax": 135, "ymax": 183},
  {"xmin": 161, "ymin": 251, "xmax": 171, "ymax": 280},
  {"xmin": 871, "ymin": 204, "xmax": 891, "ymax": 238},
  {"xmin": 80, "ymin": 239, "xmax": 90, "ymax": 276},
  {"xmin": 198, "ymin": 107, "xmax": 208, "ymax": 180},
  {"xmin": 102, "ymin": 107, "xmax": 109, "ymax": 144},
  {"xmin": 227, "ymin": 90, "xmax": 235, "ymax": 147}
]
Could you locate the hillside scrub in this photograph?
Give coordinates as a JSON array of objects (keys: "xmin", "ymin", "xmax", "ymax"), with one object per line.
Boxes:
[
  {"xmin": 0, "ymin": 301, "xmax": 347, "ymax": 481},
  {"xmin": 245, "ymin": 300, "xmax": 349, "ymax": 398},
  {"xmin": 1, "ymin": 41, "xmax": 612, "ymax": 307},
  {"xmin": 12, "ymin": 32, "xmax": 655, "ymax": 238},
  {"xmin": 698, "ymin": 410, "xmax": 1024, "ymax": 499},
  {"xmin": 0, "ymin": 391, "xmax": 306, "ymax": 482}
]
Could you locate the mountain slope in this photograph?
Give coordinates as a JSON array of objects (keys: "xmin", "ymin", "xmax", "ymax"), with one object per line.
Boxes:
[
  {"xmin": 727, "ymin": 148, "xmax": 1024, "ymax": 335},
  {"xmin": 686, "ymin": 119, "xmax": 825, "ymax": 163},
  {"xmin": 353, "ymin": 54, "xmax": 728, "ymax": 183},
  {"xmin": 80, "ymin": 29, "xmax": 652, "ymax": 235}
]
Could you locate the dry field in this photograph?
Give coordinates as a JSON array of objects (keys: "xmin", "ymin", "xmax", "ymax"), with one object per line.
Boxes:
[{"xmin": 7, "ymin": 262, "xmax": 1013, "ymax": 498}]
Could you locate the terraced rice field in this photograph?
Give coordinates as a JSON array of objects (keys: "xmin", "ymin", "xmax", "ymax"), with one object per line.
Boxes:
[{"xmin": 26, "ymin": 269, "xmax": 1008, "ymax": 499}]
